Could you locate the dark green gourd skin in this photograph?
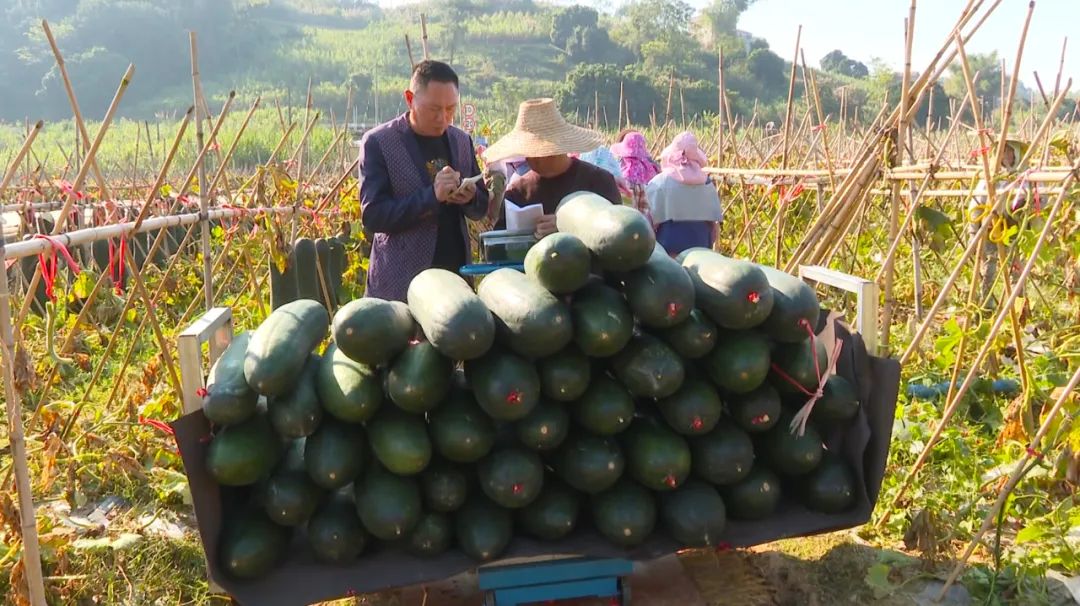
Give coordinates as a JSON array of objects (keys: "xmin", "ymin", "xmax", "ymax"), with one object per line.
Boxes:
[
  {"xmin": 556, "ymin": 192, "xmax": 656, "ymax": 272},
  {"xmin": 680, "ymin": 250, "xmax": 774, "ymax": 330},
  {"xmin": 477, "ymin": 267, "xmax": 573, "ymax": 359},
  {"xmin": 408, "ymin": 269, "xmax": 495, "ymax": 361}
]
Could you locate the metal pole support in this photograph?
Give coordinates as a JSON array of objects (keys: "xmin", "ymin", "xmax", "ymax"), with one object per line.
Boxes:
[{"xmin": 798, "ymin": 265, "xmax": 881, "ymax": 356}]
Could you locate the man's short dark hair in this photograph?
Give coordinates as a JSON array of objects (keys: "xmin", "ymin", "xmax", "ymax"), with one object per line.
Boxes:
[{"xmin": 411, "ymin": 60, "xmax": 459, "ymax": 91}]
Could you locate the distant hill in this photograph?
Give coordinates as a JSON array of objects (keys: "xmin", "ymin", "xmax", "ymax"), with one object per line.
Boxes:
[{"xmin": 3, "ymin": 0, "xmax": 1066, "ymax": 129}]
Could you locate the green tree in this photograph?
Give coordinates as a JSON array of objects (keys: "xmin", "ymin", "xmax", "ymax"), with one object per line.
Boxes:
[
  {"xmin": 641, "ymin": 35, "xmax": 699, "ymax": 73},
  {"xmin": 696, "ymin": 0, "xmax": 753, "ymax": 49},
  {"xmin": 555, "ymin": 63, "xmax": 660, "ymax": 125},
  {"xmin": 821, "ymin": 50, "xmax": 868, "ymax": 79},
  {"xmin": 747, "ymin": 47, "xmax": 786, "ymax": 94},
  {"xmin": 943, "ymin": 51, "xmax": 1001, "ymax": 117},
  {"xmin": 550, "ymin": 5, "xmax": 598, "ymax": 50},
  {"xmin": 566, "ymin": 24, "xmax": 623, "ymax": 65},
  {"xmin": 612, "ymin": 0, "xmax": 694, "ymax": 57}
]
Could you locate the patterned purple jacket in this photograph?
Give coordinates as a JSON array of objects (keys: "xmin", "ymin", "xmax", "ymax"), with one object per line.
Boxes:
[{"xmin": 359, "ymin": 113, "xmax": 489, "ymax": 301}]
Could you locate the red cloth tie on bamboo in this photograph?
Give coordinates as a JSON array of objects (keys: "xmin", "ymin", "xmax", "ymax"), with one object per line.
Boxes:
[
  {"xmin": 139, "ymin": 416, "xmax": 175, "ymax": 436},
  {"xmin": 779, "ymin": 182, "xmax": 806, "ymax": 206},
  {"xmin": 59, "ymin": 180, "xmax": 86, "ymax": 201},
  {"xmin": 32, "ymin": 235, "xmax": 81, "ymax": 301},
  {"xmin": 108, "ymin": 237, "xmax": 128, "ymax": 295},
  {"xmin": 768, "ymin": 318, "xmax": 844, "ymax": 437}
]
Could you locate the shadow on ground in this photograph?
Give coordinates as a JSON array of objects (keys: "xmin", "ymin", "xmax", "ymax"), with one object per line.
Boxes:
[{"xmin": 303, "ymin": 531, "xmax": 1078, "ymax": 606}]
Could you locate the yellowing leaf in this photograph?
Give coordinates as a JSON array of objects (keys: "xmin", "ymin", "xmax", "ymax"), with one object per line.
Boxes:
[{"xmin": 72, "ymin": 271, "xmax": 93, "ymax": 299}]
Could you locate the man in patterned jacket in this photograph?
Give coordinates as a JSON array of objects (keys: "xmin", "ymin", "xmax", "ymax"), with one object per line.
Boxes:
[{"xmin": 359, "ymin": 60, "xmax": 490, "ymax": 301}]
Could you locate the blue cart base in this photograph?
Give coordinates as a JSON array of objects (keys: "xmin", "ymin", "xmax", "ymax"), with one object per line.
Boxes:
[{"xmin": 478, "ymin": 557, "xmax": 633, "ymax": 606}]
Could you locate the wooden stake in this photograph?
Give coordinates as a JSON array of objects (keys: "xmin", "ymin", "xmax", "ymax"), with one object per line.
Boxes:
[
  {"xmin": 594, "ymin": 90, "xmax": 600, "ymax": 130},
  {"xmin": 665, "ymin": 68, "xmax": 675, "ymax": 124},
  {"xmin": 14, "ymin": 67, "xmax": 133, "ymax": 331},
  {"xmin": 938, "ymin": 365, "xmax": 1080, "ymax": 597},
  {"xmin": 210, "ymin": 96, "xmax": 261, "ymax": 201},
  {"xmin": 420, "ymin": 14, "xmax": 430, "ymax": 60},
  {"xmin": 775, "ymin": 25, "xmax": 802, "ymax": 267},
  {"xmin": 190, "ymin": 33, "xmax": 213, "ymax": 312},
  {"xmin": 55, "ymin": 64, "xmax": 134, "ymax": 231},
  {"xmin": 1053, "ymin": 37, "xmax": 1068, "ymax": 99},
  {"xmin": 41, "ymin": 20, "xmax": 111, "ymax": 202},
  {"xmin": 618, "ymin": 81, "xmax": 625, "ymax": 129},
  {"xmin": 679, "ymin": 86, "xmax": 686, "ymax": 129},
  {"xmin": 0, "ymin": 123, "xmax": 47, "ymax": 606},
  {"xmin": 717, "ymin": 48, "xmax": 726, "ymax": 165},
  {"xmin": 883, "ymin": 8, "xmax": 916, "ymax": 354},
  {"xmin": 886, "ymin": 150, "xmax": 1080, "ymax": 520}
]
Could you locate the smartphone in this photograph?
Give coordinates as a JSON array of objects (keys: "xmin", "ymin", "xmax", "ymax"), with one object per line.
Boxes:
[{"xmin": 453, "ymin": 174, "xmax": 483, "ymax": 196}]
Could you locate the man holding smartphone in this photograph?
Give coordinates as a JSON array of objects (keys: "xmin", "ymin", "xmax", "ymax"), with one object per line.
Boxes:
[{"xmin": 358, "ymin": 60, "xmax": 491, "ymax": 301}]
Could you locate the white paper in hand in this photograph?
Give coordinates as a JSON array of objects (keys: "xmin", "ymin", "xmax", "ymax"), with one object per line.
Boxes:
[{"xmin": 505, "ymin": 199, "xmax": 544, "ymax": 232}]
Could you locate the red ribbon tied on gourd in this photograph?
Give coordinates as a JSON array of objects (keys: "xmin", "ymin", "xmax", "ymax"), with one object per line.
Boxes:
[{"xmin": 768, "ymin": 319, "xmax": 844, "ymax": 437}]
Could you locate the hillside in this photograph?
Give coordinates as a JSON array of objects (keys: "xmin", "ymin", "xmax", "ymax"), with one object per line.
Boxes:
[
  {"xmin": 0, "ymin": 0, "xmax": 806, "ymax": 125},
  {"xmin": 1, "ymin": 0, "xmax": 1075, "ymax": 130}
]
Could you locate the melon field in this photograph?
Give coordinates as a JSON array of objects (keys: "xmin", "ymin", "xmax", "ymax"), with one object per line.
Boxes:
[{"xmin": 2, "ymin": 2, "xmax": 1080, "ymax": 605}]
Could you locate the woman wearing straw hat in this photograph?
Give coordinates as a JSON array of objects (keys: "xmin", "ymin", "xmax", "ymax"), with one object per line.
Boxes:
[
  {"xmin": 646, "ymin": 131, "xmax": 723, "ymax": 256},
  {"xmin": 358, "ymin": 60, "xmax": 491, "ymax": 302},
  {"xmin": 483, "ymin": 99, "xmax": 622, "ymax": 238},
  {"xmin": 965, "ymin": 138, "xmax": 1035, "ymax": 306}
]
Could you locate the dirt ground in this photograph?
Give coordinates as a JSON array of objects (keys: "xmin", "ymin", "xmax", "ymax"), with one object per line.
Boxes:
[
  {"xmin": 229, "ymin": 527, "xmax": 1080, "ymax": 605},
  {"xmin": 292, "ymin": 531, "xmax": 992, "ymax": 606}
]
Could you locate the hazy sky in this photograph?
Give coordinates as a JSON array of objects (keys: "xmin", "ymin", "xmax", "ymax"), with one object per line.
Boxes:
[{"xmin": 738, "ymin": 0, "xmax": 1078, "ymax": 92}]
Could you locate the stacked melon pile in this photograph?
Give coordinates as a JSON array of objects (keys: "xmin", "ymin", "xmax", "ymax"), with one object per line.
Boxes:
[{"xmin": 201, "ymin": 192, "xmax": 862, "ymax": 581}]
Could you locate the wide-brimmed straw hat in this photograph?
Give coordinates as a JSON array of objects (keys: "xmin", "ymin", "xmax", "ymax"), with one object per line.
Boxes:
[
  {"xmin": 1003, "ymin": 138, "xmax": 1029, "ymax": 161},
  {"xmin": 482, "ymin": 99, "xmax": 606, "ymax": 163}
]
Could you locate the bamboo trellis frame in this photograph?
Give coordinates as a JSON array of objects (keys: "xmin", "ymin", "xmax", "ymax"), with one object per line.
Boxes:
[{"xmin": 3, "ymin": 2, "xmax": 1079, "ymax": 601}]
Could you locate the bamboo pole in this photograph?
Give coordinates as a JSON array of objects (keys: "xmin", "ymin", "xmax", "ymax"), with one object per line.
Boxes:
[
  {"xmin": 618, "ymin": 81, "xmax": 625, "ymax": 133},
  {"xmin": 989, "ymin": 0, "xmax": 1038, "ymax": 397},
  {"xmin": 14, "ymin": 67, "xmax": 134, "ymax": 331},
  {"xmin": 717, "ymin": 49, "xmax": 726, "ymax": 165},
  {"xmin": 211, "ymin": 96, "xmax": 261, "ymax": 202},
  {"xmin": 41, "ymin": 20, "xmax": 111, "ymax": 202},
  {"xmin": 308, "ymin": 130, "xmax": 348, "ymax": 186},
  {"xmin": 121, "ymin": 245, "xmax": 183, "ymax": 398},
  {"xmin": 1053, "ymin": 37, "xmax": 1068, "ymax": 99},
  {"xmin": 4, "ymin": 208, "xmax": 300, "ymax": 261},
  {"xmin": 782, "ymin": 102, "xmax": 889, "ymax": 271},
  {"xmin": 938, "ymin": 365, "xmax": 1080, "ymax": 598},
  {"xmin": 883, "ymin": 7, "xmax": 917, "ymax": 354},
  {"xmin": 901, "ymin": 0, "xmax": 1004, "ymax": 127},
  {"xmin": 875, "ymin": 91, "xmax": 971, "ymax": 284},
  {"xmin": 947, "ymin": 12, "xmax": 1034, "ymax": 402},
  {"xmin": 774, "ymin": 25, "xmax": 802, "ymax": 267},
  {"xmin": 420, "ymin": 14, "xmax": 430, "ymax": 60},
  {"xmin": 171, "ymin": 96, "xmax": 235, "ymax": 213},
  {"xmin": 313, "ymin": 159, "xmax": 361, "ymax": 216},
  {"xmin": 190, "ymin": 32, "xmax": 213, "ymax": 312},
  {"xmin": 0, "ymin": 123, "xmax": 41, "ymax": 195},
  {"xmin": 664, "ymin": 68, "xmax": 675, "ymax": 124},
  {"xmin": 0, "ymin": 124, "xmax": 47, "ymax": 606},
  {"xmin": 803, "ymin": 55, "xmax": 837, "ymax": 192},
  {"xmin": 405, "ymin": 35, "xmax": 416, "ymax": 70},
  {"xmin": 885, "ymin": 150, "xmax": 1080, "ymax": 518},
  {"xmin": 54, "ymin": 64, "xmax": 134, "ymax": 231}
]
